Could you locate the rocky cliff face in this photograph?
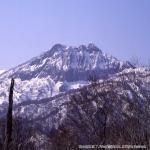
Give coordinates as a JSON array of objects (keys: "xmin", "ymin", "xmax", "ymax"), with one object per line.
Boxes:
[{"xmin": 0, "ymin": 43, "xmax": 132, "ymax": 104}]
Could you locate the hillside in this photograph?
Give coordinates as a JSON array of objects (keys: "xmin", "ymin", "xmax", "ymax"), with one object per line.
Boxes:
[{"xmin": 7, "ymin": 67, "xmax": 149, "ymax": 149}]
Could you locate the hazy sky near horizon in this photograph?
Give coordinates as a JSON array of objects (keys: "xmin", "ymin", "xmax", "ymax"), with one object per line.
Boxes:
[{"xmin": 0, "ymin": 0, "xmax": 150, "ymax": 69}]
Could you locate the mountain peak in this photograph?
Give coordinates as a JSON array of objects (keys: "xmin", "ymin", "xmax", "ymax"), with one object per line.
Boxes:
[
  {"xmin": 43, "ymin": 44, "xmax": 66, "ymax": 57},
  {"xmin": 87, "ymin": 43, "xmax": 101, "ymax": 52},
  {"xmin": 51, "ymin": 43, "xmax": 66, "ymax": 50},
  {"xmin": 0, "ymin": 43, "xmax": 133, "ymax": 80},
  {"xmin": 0, "ymin": 43, "xmax": 133, "ymax": 104},
  {"xmin": 78, "ymin": 43, "xmax": 102, "ymax": 53},
  {"xmin": 43, "ymin": 43, "xmax": 102, "ymax": 59}
]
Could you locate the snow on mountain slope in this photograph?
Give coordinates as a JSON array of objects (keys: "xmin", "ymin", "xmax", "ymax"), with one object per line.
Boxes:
[
  {"xmin": 0, "ymin": 70, "xmax": 5, "ymax": 75},
  {"xmin": 0, "ymin": 67, "xmax": 146, "ymax": 149},
  {"xmin": 0, "ymin": 43, "xmax": 133, "ymax": 105},
  {"xmin": 12, "ymin": 67, "xmax": 150, "ymax": 134}
]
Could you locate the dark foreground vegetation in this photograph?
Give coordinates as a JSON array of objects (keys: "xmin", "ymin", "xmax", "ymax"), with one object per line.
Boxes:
[{"xmin": 0, "ymin": 70, "xmax": 150, "ymax": 150}]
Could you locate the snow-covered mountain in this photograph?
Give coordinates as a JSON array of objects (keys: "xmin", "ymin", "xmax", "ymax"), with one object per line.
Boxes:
[
  {"xmin": 0, "ymin": 44, "xmax": 149, "ymax": 149},
  {"xmin": 0, "ymin": 43, "xmax": 133, "ymax": 104}
]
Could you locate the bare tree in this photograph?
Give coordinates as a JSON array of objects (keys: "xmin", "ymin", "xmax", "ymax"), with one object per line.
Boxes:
[{"xmin": 3, "ymin": 78, "xmax": 15, "ymax": 150}]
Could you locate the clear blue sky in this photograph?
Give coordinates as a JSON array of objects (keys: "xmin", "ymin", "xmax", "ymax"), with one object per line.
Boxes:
[{"xmin": 0, "ymin": 0, "xmax": 150, "ymax": 69}]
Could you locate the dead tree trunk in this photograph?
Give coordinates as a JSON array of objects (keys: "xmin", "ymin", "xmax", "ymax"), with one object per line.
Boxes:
[{"xmin": 3, "ymin": 79, "xmax": 15, "ymax": 150}]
